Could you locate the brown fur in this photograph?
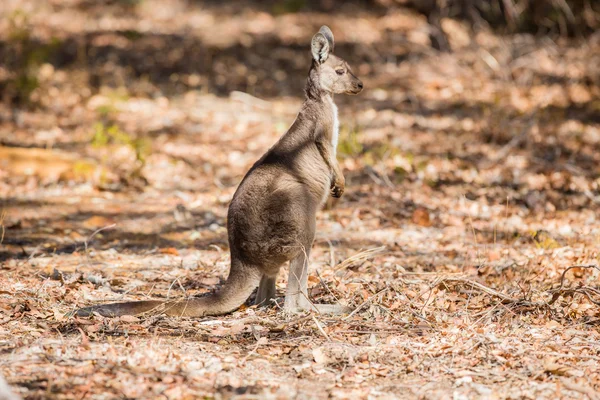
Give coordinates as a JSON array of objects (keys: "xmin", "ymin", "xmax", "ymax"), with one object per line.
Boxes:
[{"xmin": 75, "ymin": 26, "xmax": 363, "ymax": 318}]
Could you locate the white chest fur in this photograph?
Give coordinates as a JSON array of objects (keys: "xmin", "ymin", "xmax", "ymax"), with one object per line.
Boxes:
[{"xmin": 326, "ymin": 97, "xmax": 339, "ymax": 157}]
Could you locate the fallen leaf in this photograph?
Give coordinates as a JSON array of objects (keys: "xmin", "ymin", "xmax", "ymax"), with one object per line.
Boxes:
[
  {"xmin": 119, "ymin": 315, "xmax": 140, "ymax": 323},
  {"xmin": 412, "ymin": 208, "xmax": 432, "ymax": 227},
  {"xmin": 78, "ymin": 327, "xmax": 90, "ymax": 349},
  {"xmin": 160, "ymin": 247, "xmax": 179, "ymax": 256}
]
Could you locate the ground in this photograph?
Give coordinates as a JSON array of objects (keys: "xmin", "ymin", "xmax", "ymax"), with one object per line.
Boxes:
[{"xmin": 1, "ymin": 1, "xmax": 600, "ymax": 399}]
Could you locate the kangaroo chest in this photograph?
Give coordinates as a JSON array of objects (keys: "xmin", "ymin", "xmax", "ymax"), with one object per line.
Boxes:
[{"xmin": 326, "ymin": 97, "xmax": 339, "ymax": 156}]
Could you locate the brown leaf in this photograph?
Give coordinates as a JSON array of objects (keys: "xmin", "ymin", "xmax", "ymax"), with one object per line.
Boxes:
[
  {"xmin": 412, "ymin": 208, "xmax": 432, "ymax": 227},
  {"xmin": 119, "ymin": 315, "xmax": 140, "ymax": 323},
  {"xmin": 160, "ymin": 247, "xmax": 179, "ymax": 256},
  {"xmin": 78, "ymin": 327, "xmax": 90, "ymax": 349},
  {"xmin": 83, "ymin": 215, "xmax": 114, "ymax": 229}
]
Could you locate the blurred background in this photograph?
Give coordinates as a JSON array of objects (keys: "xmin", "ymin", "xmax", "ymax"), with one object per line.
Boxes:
[{"xmin": 1, "ymin": 0, "xmax": 599, "ymax": 263}]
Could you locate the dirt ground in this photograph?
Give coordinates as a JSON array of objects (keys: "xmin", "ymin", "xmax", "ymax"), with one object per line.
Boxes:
[{"xmin": 1, "ymin": 0, "xmax": 600, "ymax": 399}]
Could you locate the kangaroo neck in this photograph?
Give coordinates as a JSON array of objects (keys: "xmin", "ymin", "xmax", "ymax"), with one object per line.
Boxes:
[
  {"xmin": 300, "ymin": 69, "xmax": 338, "ymax": 144},
  {"xmin": 304, "ymin": 64, "xmax": 334, "ymax": 103},
  {"xmin": 303, "ymin": 75, "xmax": 336, "ymax": 127}
]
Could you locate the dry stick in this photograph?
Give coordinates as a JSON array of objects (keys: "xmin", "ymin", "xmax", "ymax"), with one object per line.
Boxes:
[
  {"xmin": 427, "ymin": 265, "xmax": 600, "ymax": 313},
  {"xmin": 366, "ymin": 167, "xmax": 385, "ymax": 186},
  {"xmin": 17, "ymin": 244, "xmax": 43, "ymax": 268},
  {"xmin": 326, "ymin": 239, "xmax": 336, "ymax": 269},
  {"xmin": 389, "ymin": 284, "xmax": 434, "ymax": 326},
  {"xmin": 343, "ymin": 287, "xmax": 389, "ymax": 320},
  {"xmin": 166, "ymin": 277, "xmax": 187, "ymax": 299},
  {"xmin": 315, "ymin": 269, "xmax": 340, "ymax": 303},
  {"xmin": 441, "ymin": 277, "xmax": 518, "ymax": 303},
  {"xmin": 0, "ymin": 209, "xmax": 6, "ymax": 245},
  {"xmin": 233, "ymin": 316, "xmax": 279, "ymax": 329},
  {"xmin": 280, "ymin": 314, "xmax": 313, "ymax": 330},
  {"xmin": 335, "ymin": 246, "xmax": 386, "ymax": 271},
  {"xmin": 556, "ymin": 265, "xmax": 600, "ymax": 293},
  {"xmin": 240, "ymin": 337, "xmax": 265, "ymax": 365},
  {"xmin": 531, "ymin": 351, "xmax": 600, "ymax": 361},
  {"xmin": 421, "ymin": 276, "xmax": 445, "ymax": 315},
  {"xmin": 311, "ymin": 314, "xmax": 331, "ymax": 341},
  {"xmin": 465, "ymin": 205, "xmax": 482, "ymax": 269},
  {"xmin": 84, "ymin": 223, "xmax": 117, "ymax": 268},
  {"xmin": 548, "ymin": 265, "xmax": 600, "ymax": 305},
  {"xmin": 555, "ymin": 288, "xmax": 600, "ymax": 306}
]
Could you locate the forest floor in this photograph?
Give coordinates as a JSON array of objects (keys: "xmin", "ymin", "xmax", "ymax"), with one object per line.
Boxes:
[{"xmin": 1, "ymin": 0, "xmax": 600, "ymax": 399}]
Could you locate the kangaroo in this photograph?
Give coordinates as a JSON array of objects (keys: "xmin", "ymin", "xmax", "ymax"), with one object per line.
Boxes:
[{"xmin": 75, "ymin": 26, "xmax": 363, "ymax": 318}]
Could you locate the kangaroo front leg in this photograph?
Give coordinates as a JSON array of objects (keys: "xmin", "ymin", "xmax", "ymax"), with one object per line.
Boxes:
[
  {"xmin": 284, "ymin": 248, "xmax": 353, "ymax": 315},
  {"xmin": 316, "ymin": 139, "xmax": 345, "ymax": 198}
]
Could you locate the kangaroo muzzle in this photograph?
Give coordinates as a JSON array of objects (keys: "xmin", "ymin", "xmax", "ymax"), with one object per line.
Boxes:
[{"xmin": 348, "ymin": 79, "xmax": 363, "ymax": 94}]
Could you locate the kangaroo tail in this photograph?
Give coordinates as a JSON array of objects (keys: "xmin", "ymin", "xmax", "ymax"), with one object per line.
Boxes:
[
  {"xmin": 74, "ymin": 300, "xmax": 166, "ymax": 317},
  {"xmin": 74, "ymin": 262, "xmax": 262, "ymax": 318}
]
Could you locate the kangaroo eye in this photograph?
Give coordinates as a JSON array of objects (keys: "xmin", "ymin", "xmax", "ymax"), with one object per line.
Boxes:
[{"xmin": 336, "ymin": 69, "xmax": 345, "ymax": 75}]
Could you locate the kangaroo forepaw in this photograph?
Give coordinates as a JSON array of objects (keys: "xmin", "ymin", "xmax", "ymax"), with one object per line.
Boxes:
[{"xmin": 331, "ymin": 184, "xmax": 344, "ymax": 198}]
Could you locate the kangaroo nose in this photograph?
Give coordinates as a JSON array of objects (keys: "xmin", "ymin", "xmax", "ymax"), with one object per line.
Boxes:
[{"xmin": 358, "ymin": 82, "xmax": 363, "ymax": 89}]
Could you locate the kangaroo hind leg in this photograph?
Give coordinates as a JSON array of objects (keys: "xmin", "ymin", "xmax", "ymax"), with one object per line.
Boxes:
[{"xmin": 254, "ymin": 274, "xmax": 277, "ymax": 306}]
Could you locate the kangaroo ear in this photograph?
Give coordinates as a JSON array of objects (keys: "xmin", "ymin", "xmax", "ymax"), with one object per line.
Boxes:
[
  {"xmin": 318, "ymin": 25, "xmax": 334, "ymax": 52},
  {"xmin": 311, "ymin": 32, "xmax": 330, "ymax": 64}
]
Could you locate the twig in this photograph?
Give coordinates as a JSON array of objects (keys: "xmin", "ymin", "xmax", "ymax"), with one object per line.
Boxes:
[
  {"xmin": 315, "ymin": 269, "xmax": 340, "ymax": 303},
  {"xmin": 555, "ymin": 265, "xmax": 600, "ymax": 293},
  {"xmin": 232, "ymin": 316, "xmax": 279, "ymax": 328},
  {"xmin": 311, "ymin": 314, "xmax": 331, "ymax": 341},
  {"xmin": 548, "ymin": 265, "xmax": 600, "ymax": 305},
  {"xmin": 335, "ymin": 246, "xmax": 386, "ymax": 271},
  {"xmin": 240, "ymin": 337, "xmax": 266, "ymax": 365},
  {"xmin": 0, "ymin": 209, "xmax": 6, "ymax": 245},
  {"xmin": 531, "ymin": 351, "xmax": 600, "ymax": 361},
  {"xmin": 166, "ymin": 278, "xmax": 186, "ymax": 299},
  {"xmin": 343, "ymin": 288, "xmax": 389, "ymax": 320},
  {"xmin": 84, "ymin": 223, "xmax": 116, "ymax": 268},
  {"xmin": 441, "ymin": 277, "xmax": 518, "ymax": 303}
]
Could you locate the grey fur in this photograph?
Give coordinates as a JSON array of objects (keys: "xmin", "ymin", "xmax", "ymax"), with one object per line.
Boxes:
[
  {"xmin": 311, "ymin": 33, "xmax": 330, "ymax": 64},
  {"xmin": 74, "ymin": 26, "xmax": 363, "ymax": 318},
  {"xmin": 318, "ymin": 25, "xmax": 335, "ymax": 51}
]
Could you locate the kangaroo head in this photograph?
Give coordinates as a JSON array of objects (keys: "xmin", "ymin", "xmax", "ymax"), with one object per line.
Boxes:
[{"xmin": 310, "ymin": 26, "xmax": 363, "ymax": 95}]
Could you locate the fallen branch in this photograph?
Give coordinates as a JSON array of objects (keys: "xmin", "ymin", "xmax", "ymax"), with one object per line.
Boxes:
[
  {"xmin": 548, "ymin": 265, "xmax": 600, "ymax": 306},
  {"xmin": 440, "ymin": 277, "xmax": 519, "ymax": 303},
  {"xmin": 343, "ymin": 288, "xmax": 389, "ymax": 320},
  {"xmin": 335, "ymin": 246, "xmax": 386, "ymax": 271}
]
